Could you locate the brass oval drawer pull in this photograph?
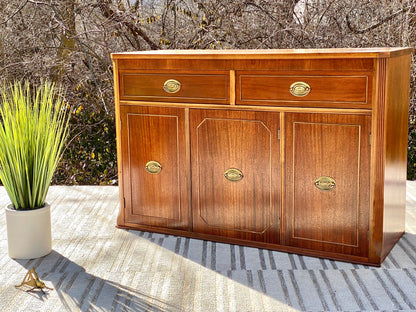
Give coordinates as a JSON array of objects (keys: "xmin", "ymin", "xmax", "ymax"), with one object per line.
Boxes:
[
  {"xmin": 224, "ymin": 168, "xmax": 243, "ymax": 182},
  {"xmin": 163, "ymin": 79, "xmax": 181, "ymax": 93},
  {"xmin": 314, "ymin": 176, "xmax": 336, "ymax": 191},
  {"xmin": 290, "ymin": 81, "xmax": 311, "ymax": 97},
  {"xmin": 145, "ymin": 161, "xmax": 162, "ymax": 174}
]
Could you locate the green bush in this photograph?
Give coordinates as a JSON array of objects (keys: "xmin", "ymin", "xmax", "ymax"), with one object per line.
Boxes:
[{"xmin": 53, "ymin": 104, "xmax": 117, "ymax": 185}]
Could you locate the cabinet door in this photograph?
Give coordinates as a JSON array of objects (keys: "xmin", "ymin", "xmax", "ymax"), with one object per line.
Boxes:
[
  {"xmin": 190, "ymin": 109, "xmax": 280, "ymax": 243},
  {"xmin": 284, "ymin": 113, "xmax": 371, "ymax": 257},
  {"xmin": 120, "ymin": 105, "xmax": 189, "ymax": 230}
]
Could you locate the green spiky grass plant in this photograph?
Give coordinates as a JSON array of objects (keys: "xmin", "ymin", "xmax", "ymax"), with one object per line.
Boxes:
[{"xmin": 0, "ymin": 81, "xmax": 70, "ymax": 210}]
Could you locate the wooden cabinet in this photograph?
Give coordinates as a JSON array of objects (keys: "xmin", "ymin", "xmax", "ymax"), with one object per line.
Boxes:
[{"xmin": 112, "ymin": 48, "xmax": 413, "ymax": 266}]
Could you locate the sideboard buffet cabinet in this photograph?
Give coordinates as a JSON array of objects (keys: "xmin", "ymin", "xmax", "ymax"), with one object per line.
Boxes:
[{"xmin": 111, "ymin": 48, "xmax": 413, "ymax": 266}]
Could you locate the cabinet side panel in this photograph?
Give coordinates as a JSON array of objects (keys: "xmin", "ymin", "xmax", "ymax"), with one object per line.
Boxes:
[{"xmin": 381, "ymin": 54, "xmax": 412, "ymax": 259}]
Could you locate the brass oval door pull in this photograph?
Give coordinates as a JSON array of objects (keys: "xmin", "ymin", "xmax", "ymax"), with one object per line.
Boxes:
[
  {"xmin": 163, "ymin": 79, "xmax": 181, "ymax": 93},
  {"xmin": 314, "ymin": 176, "xmax": 336, "ymax": 191},
  {"xmin": 224, "ymin": 168, "xmax": 243, "ymax": 182},
  {"xmin": 145, "ymin": 161, "xmax": 162, "ymax": 174},
  {"xmin": 290, "ymin": 81, "xmax": 311, "ymax": 97}
]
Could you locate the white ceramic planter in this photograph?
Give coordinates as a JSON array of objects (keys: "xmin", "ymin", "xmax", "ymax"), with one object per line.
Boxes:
[{"xmin": 5, "ymin": 203, "xmax": 52, "ymax": 259}]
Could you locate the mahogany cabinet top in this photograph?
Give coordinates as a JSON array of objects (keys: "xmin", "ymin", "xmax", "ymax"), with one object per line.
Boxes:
[{"xmin": 111, "ymin": 47, "xmax": 413, "ymax": 60}]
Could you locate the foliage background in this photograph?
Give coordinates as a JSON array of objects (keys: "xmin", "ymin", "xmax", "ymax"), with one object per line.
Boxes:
[{"xmin": 0, "ymin": 0, "xmax": 415, "ymax": 183}]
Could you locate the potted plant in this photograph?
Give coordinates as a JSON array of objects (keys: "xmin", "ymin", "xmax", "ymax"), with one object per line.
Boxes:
[{"xmin": 0, "ymin": 81, "xmax": 70, "ymax": 259}]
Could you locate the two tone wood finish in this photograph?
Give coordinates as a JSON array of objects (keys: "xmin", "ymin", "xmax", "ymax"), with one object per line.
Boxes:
[{"xmin": 112, "ymin": 48, "xmax": 413, "ymax": 266}]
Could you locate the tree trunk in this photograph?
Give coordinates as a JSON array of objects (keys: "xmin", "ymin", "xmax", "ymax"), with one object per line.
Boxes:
[{"xmin": 53, "ymin": 0, "xmax": 76, "ymax": 82}]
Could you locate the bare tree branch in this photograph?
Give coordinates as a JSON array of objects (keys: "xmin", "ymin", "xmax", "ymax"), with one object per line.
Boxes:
[
  {"xmin": 0, "ymin": 0, "xmax": 29, "ymax": 25},
  {"xmin": 347, "ymin": 6, "xmax": 410, "ymax": 34},
  {"xmin": 97, "ymin": 0, "xmax": 159, "ymax": 50}
]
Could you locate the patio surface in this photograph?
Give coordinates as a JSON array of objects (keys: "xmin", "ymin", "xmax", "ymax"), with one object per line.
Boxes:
[{"xmin": 1, "ymin": 183, "xmax": 416, "ymax": 311}]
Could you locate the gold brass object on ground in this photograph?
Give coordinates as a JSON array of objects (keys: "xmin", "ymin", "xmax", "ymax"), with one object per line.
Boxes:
[
  {"xmin": 145, "ymin": 161, "xmax": 162, "ymax": 174},
  {"xmin": 290, "ymin": 81, "xmax": 311, "ymax": 97},
  {"xmin": 15, "ymin": 267, "xmax": 53, "ymax": 293},
  {"xmin": 163, "ymin": 79, "xmax": 181, "ymax": 93},
  {"xmin": 224, "ymin": 168, "xmax": 244, "ymax": 182},
  {"xmin": 314, "ymin": 176, "xmax": 336, "ymax": 191}
]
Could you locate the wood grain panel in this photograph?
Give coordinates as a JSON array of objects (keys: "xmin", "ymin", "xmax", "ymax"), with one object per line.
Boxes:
[
  {"xmin": 284, "ymin": 113, "xmax": 371, "ymax": 256},
  {"xmin": 237, "ymin": 72, "xmax": 371, "ymax": 108},
  {"xmin": 120, "ymin": 70, "xmax": 229, "ymax": 104},
  {"xmin": 379, "ymin": 54, "xmax": 411, "ymax": 261},
  {"xmin": 369, "ymin": 58, "xmax": 387, "ymax": 264},
  {"xmin": 113, "ymin": 59, "xmax": 125, "ymax": 227},
  {"xmin": 116, "ymin": 58, "xmax": 374, "ymax": 72},
  {"xmin": 112, "ymin": 47, "xmax": 412, "ymax": 60},
  {"xmin": 190, "ymin": 109, "xmax": 280, "ymax": 243},
  {"xmin": 120, "ymin": 105, "xmax": 189, "ymax": 230}
]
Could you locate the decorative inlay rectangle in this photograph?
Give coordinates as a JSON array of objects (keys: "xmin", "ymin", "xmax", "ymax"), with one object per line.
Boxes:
[{"xmin": 127, "ymin": 113, "xmax": 180, "ymax": 221}]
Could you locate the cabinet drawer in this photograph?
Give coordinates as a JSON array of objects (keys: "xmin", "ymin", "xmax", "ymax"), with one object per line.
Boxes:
[
  {"xmin": 120, "ymin": 70, "xmax": 229, "ymax": 104},
  {"xmin": 236, "ymin": 71, "xmax": 371, "ymax": 108}
]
